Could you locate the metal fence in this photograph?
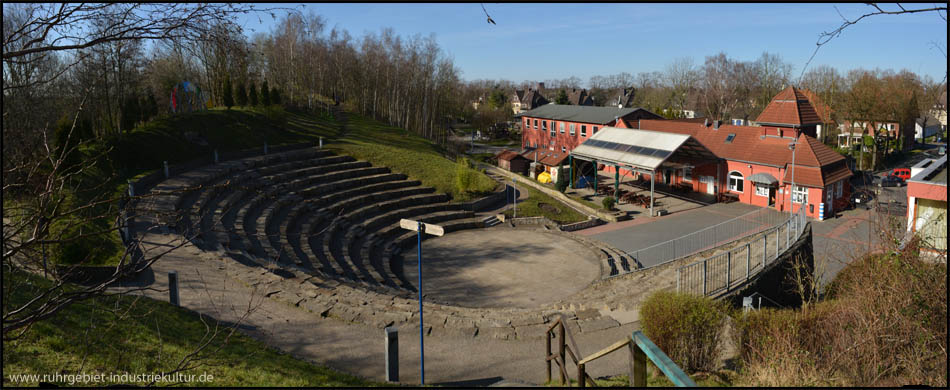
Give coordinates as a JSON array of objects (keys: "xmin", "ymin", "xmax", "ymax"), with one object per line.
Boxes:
[
  {"xmin": 676, "ymin": 206, "xmax": 807, "ymax": 297},
  {"xmin": 625, "ymin": 207, "xmax": 789, "ymax": 269}
]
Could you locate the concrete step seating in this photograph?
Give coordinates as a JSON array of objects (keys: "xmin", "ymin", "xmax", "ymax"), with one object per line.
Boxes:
[
  {"xmin": 361, "ymin": 209, "xmax": 474, "ymax": 289},
  {"xmin": 142, "ymin": 146, "xmax": 497, "ymax": 296},
  {"xmin": 322, "ymin": 192, "xmax": 449, "ymax": 284}
]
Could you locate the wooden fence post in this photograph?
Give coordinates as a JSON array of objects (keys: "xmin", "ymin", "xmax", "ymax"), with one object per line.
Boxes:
[
  {"xmin": 546, "ymin": 329, "xmax": 552, "ymax": 383},
  {"xmin": 746, "ymin": 243, "xmax": 751, "ymax": 280},
  {"xmin": 578, "ymin": 363, "xmax": 586, "ymax": 388},
  {"xmin": 559, "ymin": 324, "xmax": 566, "ymax": 385},
  {"xmin": 630, "ymin": 340, "xmax": 647, "ymax": 387}
]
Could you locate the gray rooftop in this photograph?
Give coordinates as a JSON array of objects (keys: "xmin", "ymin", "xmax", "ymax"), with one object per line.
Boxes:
[
  {"xmin": 909, "ymin": 155, "xmax": 947, "ymax": 185},
  {"xmin": 521, "ymin": 104, "xmax": 645, "ymax": 124}
]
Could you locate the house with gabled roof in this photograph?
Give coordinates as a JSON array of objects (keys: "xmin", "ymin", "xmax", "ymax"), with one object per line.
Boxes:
[
  {"xmin": 606, "ymin": 117, "xmax": 852, "ymax": 219},
  {"xmin": 511, "ymin": 88, "xmax": 550, "ymax": 114},
  {"xmin": 752, "ymin": 86, "xmax": 825, "ymax": 139}
]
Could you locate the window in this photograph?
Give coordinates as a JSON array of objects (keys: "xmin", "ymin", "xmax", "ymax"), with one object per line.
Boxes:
[
  {"xmin": 525, "ymin": 119, "xmax": 530, "ymax": 129},
  {"xmin": 728, "ymin": 171, "xmax": 744, "ymax": 192},
  {"xmin": 581, "ymin": 125, "xmax": 587, "ymax": 137},
  {"xmin": 542, "ymin": 120, "xmax": 547, "ymax": 131},
  {"xmin": 792, "ymin": 185, "xmax": 808, "ymax": 204},
  {"xmin": 755, "ymin": 184, "xmax": 769, "ymax": 197},
  {"xmin": 534, "ymin": 119, "xmax": 538, "ymax": 129},
  {"xmin": 725, "ymin": 133, "xmax": 736, "ymax": 143},
  {"xmin": 593, "ymin": 126, "xmax": 599, "ymax": 134},
  {"xmin": 559, "ymin": 122, "xmax": 565, "ymax": 133},
  {"xmin": 835, "ymin": 181, "xmax": 843, "ymax": 198},
  {"xmin": 570, "ymin": 124, "xmax": 576, "ymax": 136},
  {"xmin": 561, "ymin": 146, "xmax": 566, "ymax": 153},
  {"xmin": 683, "ymin": 167, "xmax": 692, "ymax": 182}
]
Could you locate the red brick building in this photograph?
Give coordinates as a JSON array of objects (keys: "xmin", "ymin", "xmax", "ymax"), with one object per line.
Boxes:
[
  {"xmin": 632, "ymin": 119, "xmax": 853, "ymax": 219},
  {"xmin": 520, "ymin": 104, "xmax": 662, "ymax": 157}
]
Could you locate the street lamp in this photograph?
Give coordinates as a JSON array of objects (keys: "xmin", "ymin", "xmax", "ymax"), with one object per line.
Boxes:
[{"xmin": 398, "ymin": 219, "xmax": 444, "ymax": 385}]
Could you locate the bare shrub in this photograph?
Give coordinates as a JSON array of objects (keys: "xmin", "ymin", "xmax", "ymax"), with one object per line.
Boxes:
[
  {"xmin": 639, "ymin": 290, "xmax": 731, "ymax": 373},
  {"xmin": 736, "ymin": 253, "xmax": 948, "ymax": 387}
]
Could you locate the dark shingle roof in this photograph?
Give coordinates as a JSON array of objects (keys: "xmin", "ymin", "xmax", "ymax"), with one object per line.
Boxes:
[{"xmin": 522, "ymin": 104, "xmax": 643, "ymax": 124}]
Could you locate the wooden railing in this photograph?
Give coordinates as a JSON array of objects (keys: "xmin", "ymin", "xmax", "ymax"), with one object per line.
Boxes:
[{"xmin": 545, "ymin": 317, "xmax": 696, "ymax": 387}]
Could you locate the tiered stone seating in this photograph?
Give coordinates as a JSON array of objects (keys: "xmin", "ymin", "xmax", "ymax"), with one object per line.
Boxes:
[{"xmin": 137, "ymin": 147, "xmax": 495, "ymax": 293}]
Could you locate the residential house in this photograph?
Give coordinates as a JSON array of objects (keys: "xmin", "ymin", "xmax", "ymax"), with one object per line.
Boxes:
[
  {"xmin": 610, "ymin": 88, "xmax": 636, "ymax": 108},
  {"xmin": 565, "ymin": 88, "xmax": 594, "ymax": 106},
  {"xmin": 905, "ymin": 155, "xmax": 947, "ymax": 261},
  {"xmin": 915, "ymin": 114, "xmax": 944, "ymax": 141},
  {"xmin": 836, "ymin": 120, "xmax": 903, "ymax": 150},
  {"xmin": 511, "ymin": 86, "xmax": 550, "ymax": 115}
]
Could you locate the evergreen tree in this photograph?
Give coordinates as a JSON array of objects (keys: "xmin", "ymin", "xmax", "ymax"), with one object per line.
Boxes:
[
  {"xmin": 120, "ymin": 94, "xmax": 141, "ymax": 133},
  {"xmin": 236, "ymin": 82, "xmax": 248, "ymax": 106},
  {"xmin": 271, "ymin": 87, "xmax": 281, "ymax": 105},
  {"xmin": 261, "ymin": 80, "xmax": 271, "ymax": 106},
  {"xmin": 249, "ymin": 82, "xmax": 259, "ymax": 106},
  {"xmin": 223, "ymin": 76, "xmax": 234, "ymax": 109},
  {"xmin": 555, "ymin": 89, "xmax": 569, "ymax": 104}
]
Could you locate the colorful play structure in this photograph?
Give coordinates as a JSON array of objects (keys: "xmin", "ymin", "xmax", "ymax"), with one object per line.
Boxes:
[{"xmin": 169, "ymin": 81, "xmax": 209, "ymax": 114}]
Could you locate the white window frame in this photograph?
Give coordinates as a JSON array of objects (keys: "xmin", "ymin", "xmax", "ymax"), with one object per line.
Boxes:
[
  {"xmin": 728, "ymin": 171, "xmax": 744, "ymax": 192},
  {"xmin": 561, "ymin": 146, "xmax": 566, "ymax": 153},
  {"xmin": 683, "ymin": 167, "xmax": 692, "ymax": 182},
  {"xmin": 542, "ymin": 120, "xmax": 547, "ymax": 131},
  {"xmin": 559, "ymin": 122, "xmax": 565, "ymax": 134},
  {"xmin": 550, "ymin": 121, "xmax": 556, "ymax": 137},
  {"xmin": 581, "ymin": 125, "xmax": 587, "ymax": 137},
  {"xmin": 534, "ymin": 119, "xmax": 538, "ymax": 129},
  {"xmin": 755, "ymin": 184, "xmax": 769, "ymax": 197},
  {"xmin": 792, "ymin": 185, "xmax": 808, "ymax": 204},
  {"xmin": 570, "ymin": 124, "xmax": 575, "ymax": 136}
]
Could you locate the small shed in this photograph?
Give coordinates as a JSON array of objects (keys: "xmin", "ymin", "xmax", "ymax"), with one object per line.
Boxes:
[{"xmin": 496, "ymin": 150, "xmax": 530, "ymax": 175}]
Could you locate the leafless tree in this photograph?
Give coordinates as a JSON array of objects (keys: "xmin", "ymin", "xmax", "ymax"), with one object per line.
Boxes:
[{"xmin": 799, "ymin": 3, "xmax": 948, "ymax": 82}]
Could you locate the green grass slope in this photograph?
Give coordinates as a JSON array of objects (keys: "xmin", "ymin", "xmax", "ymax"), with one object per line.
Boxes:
[
  {"xmin": 327, "ymin": 113, "xmax": 496, "ymax": 202},
  {"xmin": 2, "ymin": 271, "xmax": 382, "ymax": 387}
]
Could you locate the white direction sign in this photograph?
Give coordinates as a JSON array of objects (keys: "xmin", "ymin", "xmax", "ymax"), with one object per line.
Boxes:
[{"xmin": 399, "ymin": 219, "xmax": 445, "ymax": 237}]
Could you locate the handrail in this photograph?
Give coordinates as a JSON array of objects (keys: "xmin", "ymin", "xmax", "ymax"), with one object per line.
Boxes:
[
  {"xmin": 577, "ymin": 338, "xmax": 630, "ymax": 365},
  {"xmin": 630, "ymin": 330, "xmax": 696, "ymax": 387}
]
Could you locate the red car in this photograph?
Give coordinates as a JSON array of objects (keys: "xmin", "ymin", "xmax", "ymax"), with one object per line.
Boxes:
[{"xmin": 890, "ymin": 168, "xmax": 911, "ymax": 181}]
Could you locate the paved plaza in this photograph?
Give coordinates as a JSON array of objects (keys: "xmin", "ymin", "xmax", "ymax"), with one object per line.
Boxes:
[{"xmin": 402, "ymin": 229, "xmax": 601, "ymax": 308}]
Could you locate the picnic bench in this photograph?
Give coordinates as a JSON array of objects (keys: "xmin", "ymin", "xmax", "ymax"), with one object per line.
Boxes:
[{"xmin": 719, "ymin": 193, "xmax": 739, "ymax": 203}]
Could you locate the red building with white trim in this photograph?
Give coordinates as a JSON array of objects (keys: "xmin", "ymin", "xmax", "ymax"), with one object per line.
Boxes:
[{"xmin": 520, "ymin": 104, "xmax": 663, "ymax": 158}]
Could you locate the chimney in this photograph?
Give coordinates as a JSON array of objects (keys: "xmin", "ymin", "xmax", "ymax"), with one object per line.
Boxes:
[
  {"xmin": 704, "ymin": 118, "xmax": 710, "ymax": 127},
  {"xmin": 713, "ymin": 120, "xmax": 720, "ymax": 130}
]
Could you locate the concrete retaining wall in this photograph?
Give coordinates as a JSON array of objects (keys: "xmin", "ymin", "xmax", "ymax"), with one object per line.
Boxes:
[{"xmin": 720, "ymin": 223, "xmax": 814, "ymax": 308}]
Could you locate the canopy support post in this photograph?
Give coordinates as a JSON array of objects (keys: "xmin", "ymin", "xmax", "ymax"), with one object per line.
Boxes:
[
  {"xmin": 593, "ymin": 160, "xmax": 598, "ymax": 192},
  {"xmin": 650, "ymin": 170, "xmax": 655, "ymax": 217},
  {"xmin": 569, "ymin": 155, "xmax": 574, "ymax": 189},
  {"xmin": 614, "ymin": 165, "xmax": 620, "ymax": 198}
]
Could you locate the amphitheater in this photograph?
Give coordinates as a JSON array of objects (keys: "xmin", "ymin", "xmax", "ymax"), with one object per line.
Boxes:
[{"xmin": 128, "ymin": 137, "xmax": 802, "ymax": 383}]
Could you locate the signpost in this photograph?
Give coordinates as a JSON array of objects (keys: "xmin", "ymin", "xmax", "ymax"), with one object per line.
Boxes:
[{"xmin": 398, "ymin": 218, "xmax": 444, "ymax": 385}]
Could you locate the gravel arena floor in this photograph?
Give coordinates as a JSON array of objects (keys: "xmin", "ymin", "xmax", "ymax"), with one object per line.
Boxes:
[{"xmin": 402, "ymin": 227, "xmax": 602, "ymax": 309}]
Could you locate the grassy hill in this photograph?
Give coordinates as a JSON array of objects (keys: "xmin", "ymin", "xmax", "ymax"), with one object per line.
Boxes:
[{"xmin": 2, "ymin": 270, "xmax": 382, "ymax": 387}]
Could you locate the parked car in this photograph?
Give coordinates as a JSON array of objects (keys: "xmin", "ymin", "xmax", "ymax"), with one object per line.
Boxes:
[
  {"xmin": 879, "ymin": 175, "xmax": 905, "ymax": 187},
  {"xmin": 850, "ymin": 189, "xmax": 874, "ymax": 207},
  {"xmin": 890, "ymin": 168, "xmax": 911, "ymax": 181},
  {"xmin": 850, "ymin": 170, "xmax": 876, "ymax": 186}
]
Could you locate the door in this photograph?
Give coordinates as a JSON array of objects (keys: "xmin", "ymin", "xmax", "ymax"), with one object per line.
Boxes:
[
  {"xmin": 664, "ymin": 170, "xmax": 672, "ymax": 185},
  {"xmin": 769, "ymin": 187, "xmax": 776, "ymax": 207},
  {"xmin": 701, "ymin": 176, "xmax": 715, "ymax": 194}
]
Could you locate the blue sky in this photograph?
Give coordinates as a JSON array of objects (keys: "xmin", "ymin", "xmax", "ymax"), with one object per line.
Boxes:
[{"xmin": 237, "ymin": 3, "xmax": 948, "ymax": 85}]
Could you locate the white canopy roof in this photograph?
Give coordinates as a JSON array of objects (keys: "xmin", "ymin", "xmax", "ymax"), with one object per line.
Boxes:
[{"xmin": 570, "ymin": 126, "xmax": 714, "ymax": 171}]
